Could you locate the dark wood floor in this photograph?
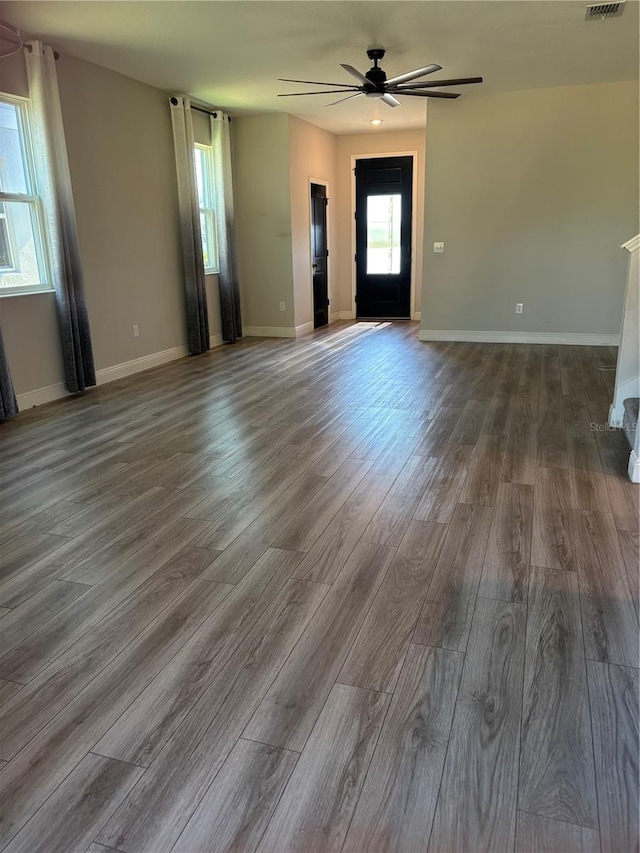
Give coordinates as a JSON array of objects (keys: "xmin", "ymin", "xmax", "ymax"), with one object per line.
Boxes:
[{"xmin": 0, "ymin": 321, "xmax": 638, "ymax": 853}]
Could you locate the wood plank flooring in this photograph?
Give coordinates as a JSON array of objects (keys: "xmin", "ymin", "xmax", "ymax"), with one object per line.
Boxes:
[{"xmin": 0, "ymin": 321, "xmax": 637, "ymax": 852}]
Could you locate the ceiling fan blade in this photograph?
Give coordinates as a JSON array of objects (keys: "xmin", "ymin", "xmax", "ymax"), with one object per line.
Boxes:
[
  {"xmin": 326, "ymin": 92, "xmax": 364, "ymax": 106},
  {"xmin": 385, "ymin": 63, "xmax": 442, "ymax": 87},
  {"xmin": 380, "ymin": 93, "xmax": 401, "ymax": 108},
  {"xmin": 278, "ymin": 78, "xmax": 360, "ymax": 89},
  {"xmin": 278, "ymin": 89, "xmax": 361, "ymax": 97},
  {"xmin": 340, "ymin": 63, "xmax": 373, "ymax": 88},
  {"xmin": 398, "ymin": 90, "xmax": 461, "ymax": 99},
  {"xmin": 394, "ymin": 76, "xmax": 483, "ymax": 90}
]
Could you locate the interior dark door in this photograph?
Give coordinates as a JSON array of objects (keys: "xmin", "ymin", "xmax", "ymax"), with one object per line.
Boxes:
[
  {"xmin": 311, "ymin": 183, "xmax": 329, "ymax": 329},
  {"xmin": 355, "ymin": 156, "xmax": 412, "ymax": 319}
]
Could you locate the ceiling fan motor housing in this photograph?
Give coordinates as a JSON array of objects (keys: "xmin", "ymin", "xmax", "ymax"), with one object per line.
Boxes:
[
  {"xmin": 365, "ymin": 66, "xmax": 387, "ymax": 87},
  {"xmin": 365, "ymin": 48, "xmax": 387, "ymax": 89}
]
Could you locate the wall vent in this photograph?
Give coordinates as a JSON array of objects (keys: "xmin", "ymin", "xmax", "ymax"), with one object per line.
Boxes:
[{"xmin": 585, "ymin": 1, "xmax": 625, "ymax": 19}]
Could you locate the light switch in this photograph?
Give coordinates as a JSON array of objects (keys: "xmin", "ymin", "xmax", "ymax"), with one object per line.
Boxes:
[{"xmin": 433, "ymin": 242, "xmax": 445, "ymax": 253}]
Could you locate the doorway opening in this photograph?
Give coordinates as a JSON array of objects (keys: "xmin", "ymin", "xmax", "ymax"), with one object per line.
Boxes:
[{"xmin": 310, "ymin": 181, "xmax": 329, "ymax": 329}]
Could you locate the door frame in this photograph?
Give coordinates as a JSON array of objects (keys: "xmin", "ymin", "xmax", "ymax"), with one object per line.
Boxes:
[
  {"xmin": 350, "ymin": 151, "xmax": 419, "ymax": 321},
  {"xmin": 309, "ymin": 177, "xmax": 332, "ymax": 325}
]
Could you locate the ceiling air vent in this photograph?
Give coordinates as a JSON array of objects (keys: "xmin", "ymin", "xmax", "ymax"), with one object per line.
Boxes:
[{"xmin": 585, "ymin": 1, "xmax": 625, "ymax": 19}]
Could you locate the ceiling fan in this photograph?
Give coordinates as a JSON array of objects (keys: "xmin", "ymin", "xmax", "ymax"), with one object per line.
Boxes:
[{"xmin": 278, "ymin": 48, "xmax": 483, "ymax": 108}]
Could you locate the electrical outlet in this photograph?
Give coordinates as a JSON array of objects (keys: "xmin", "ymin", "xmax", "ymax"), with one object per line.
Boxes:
[
  {"xmin": 433, "ymin": 242, "xmax": 445, "ymax": 253},
  {"xmin": 132, "ymin": 324, "xmax": 140, "ymax": 338},
  {"xmin": 279, "ymin": 301, "xmax": 285, "ymax": 312},
  {"xmin": 515, "ymin": 303, "xmax": 523, "ymax": 314}
]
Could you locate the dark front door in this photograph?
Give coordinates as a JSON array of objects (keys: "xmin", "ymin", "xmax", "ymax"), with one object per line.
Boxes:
[
  {"xmin": 311, "ymin": 183, "xmax": 329, "ymax": 329},
  {"xmin": 355, "ymin": 156, "xmax": 413, "ymax": 319}
]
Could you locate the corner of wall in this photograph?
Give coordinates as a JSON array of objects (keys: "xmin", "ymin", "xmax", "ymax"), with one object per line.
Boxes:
[{"xmin": 287, "ymin": 116, "xmax": 339, "ymax": 330}]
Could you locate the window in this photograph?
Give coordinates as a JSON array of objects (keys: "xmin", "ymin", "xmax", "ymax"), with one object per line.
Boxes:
[
  {"xmin": 0, "ymin": 96, "xmax": 51, "ymax": 296},
  {"xmin": 194, "ymin": 144, "xmax": 218, "ymax": 273},
  {"xmin": 366, "ymin": 194, "xmax": 402, "ymax": 275},
  {"xmin": 0, "ymin": 201, "xmax": 13, "ymax": 269}
]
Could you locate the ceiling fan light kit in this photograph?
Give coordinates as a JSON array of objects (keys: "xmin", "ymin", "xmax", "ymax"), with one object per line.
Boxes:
[{"xmin": 278, "ymin": 47, "xmax": 483, "ymax": 109}]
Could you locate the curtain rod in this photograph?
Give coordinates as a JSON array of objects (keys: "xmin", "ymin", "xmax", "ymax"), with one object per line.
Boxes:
[
  {"xmin": 191, "ymin": 104, "xmax": 220, "ymax": 118},
  {"xmin": 24, "ymin": 44, "xmax": 60, "ymax": 60},
  {"xmin": 170, "ymin": 97, "xmax": 231, "ymax": 121}
]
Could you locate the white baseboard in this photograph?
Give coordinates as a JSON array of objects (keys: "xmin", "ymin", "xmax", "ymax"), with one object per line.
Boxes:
[
  {"xmin": 95, "ymin": 345, "xmax": 189, "ymax": 385},
  {"xmin": 17, "ymin": 343, "xmax": 192, "ymax": 410},
  {"xmin": 294, "ymin": 322, "xmax": 314, "ymax": 337},
  {"xmin": 243, "ymin": 326, "xmax": 296, "ymax": 338},
  {"xmin": 16, "ymin": 382, "xmax": 69, "ymax": 410},
  {"xmin": 210, "ymin": 333, "xmax": 224, "ymax": 349},
  {"xmin": 330, "ymin": 312, "xmax": 341, "ymax": 323},
  {"xmin": 412, "ymin": 311, "xmax": 421, "ymax": 321},
  {"xmin": 609, "ymin": 403, "xmax": 623, "ymax": 429},
  {"xmin": 339, "ymin": 311, "xmax": 354, "ymax": 321},
  {"xmin": 628, "ymin": 449, "xmax": 640, "ymax": 483},
  {"xmin": 419, "ymin": 329, "xmax": 620, "ymax": 346}
]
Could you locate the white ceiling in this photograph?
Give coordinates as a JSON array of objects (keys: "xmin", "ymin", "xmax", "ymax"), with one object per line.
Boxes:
[{"xmin": 1, "ymin": 0, "xmax": 638, "ymax": 134}]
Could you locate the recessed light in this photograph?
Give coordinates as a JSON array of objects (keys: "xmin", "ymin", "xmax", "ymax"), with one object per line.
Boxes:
[{"xmin": 370, "ymin": 118, "xmax": 383, "ymax": 126}]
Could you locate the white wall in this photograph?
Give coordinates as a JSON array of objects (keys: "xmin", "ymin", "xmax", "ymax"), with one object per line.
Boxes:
[
  {"xmin": 617, "ymin": 248, "xmax": 640, "ymax": 388},
  {"xmin": 611, "ymin": 236, "xmax": 640, "ymax": 426},
  {"xmin": 420, "ymin": 80, "xmax": 639, "ymax": 341}
]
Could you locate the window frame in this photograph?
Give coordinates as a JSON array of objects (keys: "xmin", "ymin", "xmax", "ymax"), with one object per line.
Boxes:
[
  {"xmin": 0, "ymin": 92, "xmax": 53, "ymax": 298},
  {"xmin": 0, "ymin": 198, "xmax": 17, "ymax": 272},
  {"xmin": 194, "ymin": 142, "xmax": 219, "ymax": 275}
]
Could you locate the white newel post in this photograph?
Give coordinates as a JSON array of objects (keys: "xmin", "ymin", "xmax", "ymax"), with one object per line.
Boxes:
[{"xmin": 609, "ymin": 234, "xmax": 640, "ymax": 482}]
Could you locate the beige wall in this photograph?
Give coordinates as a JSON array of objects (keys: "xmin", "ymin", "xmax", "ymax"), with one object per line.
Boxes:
[
  {"xmin": 58, "ymin": 55, "xmax": 188, "ymax": 366},
  {"xmin": 421, "ymin": 80, "xmax": 639, "ymax": 336},
  {"xmin": 335, "ymin": 128, "xmax": 427, "ymax": 318},
  {"xmin": 0, "ymin": 50, "xmax": 222, "ymax": 399},
  {"xmin": 231, "ymin": 113, "xmax": 295, "ymax": 330},
  {"xmin": 0, "ymin": 292, "xmax": 64, "ymax": 394},
  {"xmin": 288, "ymin": 115, "xmax": 338, "ymax": 329}
]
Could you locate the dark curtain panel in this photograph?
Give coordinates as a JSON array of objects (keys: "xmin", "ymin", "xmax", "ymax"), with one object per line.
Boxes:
[
  {"xmin": 54, "ymin": 190, "xmax": 97, "ymax": 392},
  {"xmin": 211, "ymin": 113, "xmax": 242, "ymax": 343},
  {"xmin": 25, "ymin": 41, "xmax": 96, "ymax": 393},
  {"xmin": 0, "ymin": 325, "xmax": 18, "ymax": 420},
  {"xmin": 170, "ymin": 96, "xmax": 210, "ymax": 355}
]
